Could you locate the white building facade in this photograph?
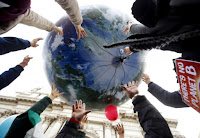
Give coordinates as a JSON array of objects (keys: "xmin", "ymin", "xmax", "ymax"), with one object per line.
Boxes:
[{"xmin": 0, "ymin": 89, "xmax": 185, "ymax": 138}]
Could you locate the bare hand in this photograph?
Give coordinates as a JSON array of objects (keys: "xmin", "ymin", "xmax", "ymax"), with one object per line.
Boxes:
[
  {"xmin": 49, "ymin": 84, "xmax": 64, "ymax": 101},
  {"xmin": 54, "ymin": 26, "xmax": 63, "ymax": 36},
  {"xmin": 115, "ymin": 123, "xmax": 124, "ymax": 138},
  {"xmin": 75, "ymin": 25, "xmax": 87, "ymax": 40},
  {"xmin": 19, "ymin": 55, "xmax": 33, "ymax": 68},
  {"xmin": 71, "ymin": 100, "xmax": 91, "ymax": 122},
  {"xmin": 142, "ymin": 74, "xmax": 151, "ymax": 85},
  {"xmin": 122, "ymin": 21, "xmax": 133, "ymax": 34},
  {"xmin": 121, "ymin": 81, "xmax": 139, "ymax": 99},
  {"xmin": 80, "ymin": 115, "xmax": 88, "ymax": 128},
  {"xmin": 124, "ymin": 46, "xmax": 132, "ymax": 55},
  {"xmin": 30, "ymin": 37, "xmax": 43, "ymax": 47}
]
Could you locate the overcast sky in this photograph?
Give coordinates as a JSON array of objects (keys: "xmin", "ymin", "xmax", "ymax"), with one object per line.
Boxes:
[{"xmin": 0, "ymin": 0, "xmax": 200, "ymax": 137}]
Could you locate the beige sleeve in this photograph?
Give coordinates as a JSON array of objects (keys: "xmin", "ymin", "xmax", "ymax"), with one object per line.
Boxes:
[
  {"xmin": 55, "ymin": 0, "xmax": 83, "ymax": 26},
  {"xmin": 20, "ymin": 9, "xmax": 55, "ymax": 32}
]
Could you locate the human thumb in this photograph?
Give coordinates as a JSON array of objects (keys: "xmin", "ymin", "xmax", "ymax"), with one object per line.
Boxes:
[
  {"xmin": 120, "ymin": 85, "xmax": 126, "ymax": 90},
  {"xmin": 84, "ymin": 110, "xmax": 91, "ymax": 115}
]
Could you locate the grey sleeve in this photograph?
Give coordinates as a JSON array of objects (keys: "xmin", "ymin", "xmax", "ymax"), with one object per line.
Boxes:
[{"xmin": 148, "ymin": 82, "xmax": 189, "ymax": 108}]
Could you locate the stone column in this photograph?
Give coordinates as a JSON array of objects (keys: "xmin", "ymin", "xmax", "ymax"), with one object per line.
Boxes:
[
  {"xmin": 45, "ymin": 119, "xmax": 56, "ymax": 136},
  {"xmin": 103, "ymin": 121, "xmax": 112, "ymax": 138},
  {"xmin": 42, "ymin": 116, "xmax": 54, "ymax": 132},
  {"xmin": 46, "ymin": 116, "xmax": 66, "ymax": 138}
]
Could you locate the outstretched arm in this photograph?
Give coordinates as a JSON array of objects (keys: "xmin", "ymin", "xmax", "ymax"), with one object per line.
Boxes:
[
  {"xmin": 55, "ymin": 0, "xmax": 87, "ymax": 40},
  {"xmin": 0, "ymin": 37, "xmax": 43, "ymax": 55},
  {"xmin": 56, "ymin": 100, "xmax": 91, "ymax": 138},
  {"xmin": 132, "ymin": 95, "xmax": 173, "ymax": 138},
  {"xmin": 29, "ymin": 85, "xmax": 63, "ymax": 115},
  {"xmin": 121, "ymin": 81, "xmax": 173, "ymax": 137},
  {"xmin": 5, "ymin": 85, "xmax": 63, "ymax": 137},
  {"xmin": 0, "ymin": 37, "xmax": 30, "ymax": 55},
  {"xmin": 0, "ymin": 65, "xmax": 23, "ymax": 90},
  {"xmin": 148, "ymin": 82, "xmax": 189, "ymax": 108},
  {"xmin": 115, "ymin": 123, "xmax": 124, "ymax": 138},
  {"xmin": 21, "ymin": 9, "xmax": 63, "ymax": 35},
  {"xmin": 55, "ymin": 0, "xmax": 82, "ymax": 26},
  {"xmin": 123, "ymin": 23, "xmax": 151, "ymax": 35},
  {"xmin": 0, "ymin": 56, "xmax": 32, "ymax": 90},
  {"xmin": 142, "ymin": 73, "xmax": 189, "ymax": 108}
]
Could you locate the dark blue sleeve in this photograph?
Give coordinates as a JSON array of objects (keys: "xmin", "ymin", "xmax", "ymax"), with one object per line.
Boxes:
[
  {"xmin": 148, "ymin": 82, "xmax": 189, "ymax": 108},
  {"xmin": 0, "ymin": 65, "xmax": 24, "ymax": 90},
  {"xmin": 132, "ymin": 95, "xmax": 173, "ymax": 138},
  {"xmin": 0, "ymin": 37, "xmax": 30, "ymax": 55}
]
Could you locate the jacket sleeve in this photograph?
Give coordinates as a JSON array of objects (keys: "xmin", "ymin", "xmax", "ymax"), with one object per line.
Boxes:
[
  {"xmin": 56, "ymin": 120, "xmax": 85, "ymax": 138},
  {"xmin": 129, "ymin": 24, "xmax": 152, "ymax": 34},
  {"xmin": 0, "ymin": 37, "xmax": 30, "ymax": 55},
  {"xmin": 131, "ymin": 0, "xmax": 170, "ymax": 28},
  {"xmin": 0, "ymin": 65, "xmax": 24, "ymax": 90},
  {"xmin": 55, "ymin": 0, "xmax": 83, "ymax": 25},
  {"xmin": 132, "ymin": 95, "xmax": 173, "ymax": 138},
  {"xmin": 20, "ymin": 9, "xmax": 55, "ymax": 32},
  {"xmin": 5, "ymin": 96, "xmax": 52, "ymax": 138},
  {"xmin": 28, "ymin": 96, "xmax": 52, "ymax": 115},
  {"xmin": 148, "ymin": 82, "xmax": 189, "ymax": 108}
]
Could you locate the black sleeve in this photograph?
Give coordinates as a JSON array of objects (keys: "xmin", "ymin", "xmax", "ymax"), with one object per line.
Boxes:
[
  {"xmin": 129, "ymin": 24, "xmax": 152, "ymax": 34},
  {"xmin": 0, "ymin": 37, "xmax": 30, "ymax": 55},
  {"xmin": 56, "ymin": 121, "xmax": 85, "ymax": 138},
  {"xmin": 131, "ymin": 0, "xmax": 170, "ymax": 28},
  {"xmin": 132, "ymin": 95, "xmax": 173, "ymax": 138},
  {"xmin": 148, "ymin": 82, "xmax": 189, "ymax": 108},
  {"xmin": 0, "ymin": 65, "xmax": 24, "ymax": 90},
  {"xmin": 29, "ymin": 96, "xmax": 52, "ymax": 115}
]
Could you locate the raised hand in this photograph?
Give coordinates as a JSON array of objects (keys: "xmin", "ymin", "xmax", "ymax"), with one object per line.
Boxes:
[
  {"xmin": 54, "ymin": 26, "xmax": 63, "ymax": 36},
  {"xmin": 124, "ymin": 46, "xmax": 132, "ymax": 55},
  {"xmin": 30, "ymin": 37, "xmax": 43, "ymax": 47},
  {"xmin": 115, "ymin": 123, "xmax": 124, "ymax": 138},
  {"xmin": 75, "ymin": 25, "xmax": 87, "ymax": 40},
  {"xmin": 122, "ymin": 21, "xmax": 133, "ymax": 34},
  {"xmin": 121, "ymin": 81, "xmax": 139, "ymax": 99},
  {"xmin": 142, "ymin": 74, "xmax": 151, "ymax": 85},
  {"xmin": 19, "ymin": 55, "xmax": 33, "ymax": 68},
  {"xmin": 71, "ymin": 100, "xmax": 91, "ymax": 122},
  {"xmin": 49, "ymin": 84, "xmax": 64, "ymax": 101}
]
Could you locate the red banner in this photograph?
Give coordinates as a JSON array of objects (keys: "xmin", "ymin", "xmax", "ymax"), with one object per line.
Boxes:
[{"xmin": 175, "ymin": 59, "xmax": 200, "ymax": 113}]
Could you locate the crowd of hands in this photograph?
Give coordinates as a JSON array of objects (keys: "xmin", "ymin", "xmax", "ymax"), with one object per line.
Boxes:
[
  {"xmin": 19, "ymin": 20, "xmax": 150, "ymax": 137},
  {"xmin": 15, "ymin": 14, "xmax": 148, "ymax": 137},
  {"xmin": 49, "ymin": 73, "xmax": 151, "ymax": 138}
]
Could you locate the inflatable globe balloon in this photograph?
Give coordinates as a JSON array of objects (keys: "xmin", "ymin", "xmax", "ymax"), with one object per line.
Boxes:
[{"xmin": 43, "ymin": 5, "xmax": 144, "ymax": 110}]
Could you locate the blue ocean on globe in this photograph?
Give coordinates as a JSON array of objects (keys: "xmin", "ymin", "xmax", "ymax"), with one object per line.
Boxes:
[{"xmin": 43, "ymin": 5, "xmax": 144, "ymax": 110}]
